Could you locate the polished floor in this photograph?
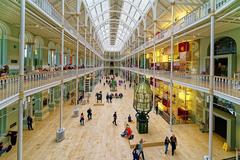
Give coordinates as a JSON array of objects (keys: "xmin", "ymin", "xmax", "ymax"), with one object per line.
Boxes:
[{"xmin": 1, "ymin": 78, "xmax": 235, "ymax": 160}]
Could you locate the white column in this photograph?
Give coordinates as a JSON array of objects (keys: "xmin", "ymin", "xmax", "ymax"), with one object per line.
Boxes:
[
  {"xmin": 75, "ymin": 0, "xmax": 80, "ymax": 107},
  {"xmin": 84, "ymin": 27, "xmax": 87, "ymax": 93},
  {"xmin": 153, "ymin": 20, "xmax": 157, "ymax": 113},
  {"xmin": 137, "ymin": 36, "xmax": 140, "ymax": 83},
  {"xmin": 18, "ymin": 0, "xmax": 25, "ymax": 159},
  {"xmin": 169, "ymin": 1, "xmax": 175, "ymax": 132},
  {"xmin": 143, "ymin": 17, "xmax": 147, "ymax": 77},
  {"xmin": 208, "ymin": 0, "xmax": 215, "ymax": 159},
  {"xmin": 60, "ymin": 0, "xmax": 65, "ymax": 131}
]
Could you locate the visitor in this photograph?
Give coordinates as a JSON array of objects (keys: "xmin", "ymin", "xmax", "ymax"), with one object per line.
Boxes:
[
  {"xmin": 128, "ymin": 114, "xmax": 132, "ymax": 122},
  {"xmin": 27, "ymin": 115, "xmax": 33, "ymax": 130},
  {"xmin": 115, "ymin": 93, "xmax": 118, "ymax": 98},
  {"xmin": 106, "ymin": 93, "xmax": 109, "ymax": 103},
  {"xmin": 67, "ymin": 92, "xmax": 70, "ymax": 100},
  {"xmin": 121, "ymin": 124, "xmax": 133, "ymax": 139},
  {"xmin": 6, "ymin": 131, "xmax": 17, "ymax": 146},
  {"xmin": 119, "ymin": 93, "xmax": 123, "ymax": 99},
  {"xmin": 87, "ymin": 108, "xmax": 92, "ymax": 120},
  {"xmin": 170, "ymin": 134, "xmax": 177, "ymax": 156},
  {"xmin": 137, "ymin": 138, "xmax": 145, "ymax": 160},
  {"xmin": 112, "ymin": 112, "xmax": 117, "ymax": 126},
  {"xmin": 129, "ymin": 83, "xmax": 132, "ymax": 88},
  {"xmin": 164, "ymin": 136, "xmax": 170, "ymax": 154},
  {"xmin": 80, "ymin": 113, "xmax": 85, "ymax": 126},
  {"xmin": 103, "ymin": 82, "xmax": 105, "ymax": 86},
  {"xmin": 109, "ymin": 94, "xmax": 113, "ymax": 103},
  {"xmin": 124, "ymin": 84, "xmax": 126, "ymax": 89},
  {"xmin": 0, "ymin": 142, "xmax": 12, "ymax": 156},
  {"xmin": 132, "ymin": 144, "xmax": 140, "ymax": 160},
  {"xmin": 100, "ymin": 79, "xmax": 101, "ymax": 83},
  {"xmin": 155, "ymin": 105, "xmax": 158, "ymax": 115}
]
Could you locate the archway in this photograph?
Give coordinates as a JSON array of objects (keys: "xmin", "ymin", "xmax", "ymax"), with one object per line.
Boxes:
[
  {"xmin": 207, "ymin": 37, "xmax": 237, "ymax": 77},
  {"xmin": 34, "ymin": 36, "xmax": 44, "ymax": 69},
  {"xmin": 0, "ymin": 21, "xmax": 11, "ymax": 66}
]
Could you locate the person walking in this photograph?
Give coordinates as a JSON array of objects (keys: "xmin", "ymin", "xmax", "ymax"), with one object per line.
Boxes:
[
  {"xmin": 170, "ymin": 134, "xmax": 177, "ymax": 156},
  {"xmin": 80, "ymin": 113, "xmax": 85, "ymax": 126},
  {"xmin": 109, "ymin": 94, "xmax": 113, "ymax": 103},
  {"xmin": 132, "ymin": 144, "xmax": 140, "ymax": 160},
  {"xmin": 138, "ymin": 138, "xmax": 145, "ymax": 160},
  {"xmin": 129, "ymin": 83, "xmax": 132, "ymax": 88},
  {"xmin": 87, "ymin": 108, "xmax": 92, "ymax": 120},
  {"xmin": 164, "ymin": 136, "xmax": 170, "ymax": 154},
  {"xmin": 112, "ymin": 112, "xmax": 117, "ymax": 126},
  {"xmin": 106, "ymin": 93, "xmax": 109, "ymax": 103},
  {"xmin": 27, "ymin": 115, "xmax": 33, "ymax": 130}
]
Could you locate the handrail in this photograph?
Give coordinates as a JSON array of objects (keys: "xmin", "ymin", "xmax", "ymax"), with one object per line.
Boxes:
[
  {"xmin": 0, "ymin": 68, "xmax": 102, "ymax": 102},
  {"xmin": 122, "ymin": 67, "xmax": 240, "ymax": 99}
]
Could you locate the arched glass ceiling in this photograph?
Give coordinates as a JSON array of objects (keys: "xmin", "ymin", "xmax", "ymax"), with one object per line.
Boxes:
[{"xmin": 84, "ymin": 0, "xmax": 151, "ymax": 52}]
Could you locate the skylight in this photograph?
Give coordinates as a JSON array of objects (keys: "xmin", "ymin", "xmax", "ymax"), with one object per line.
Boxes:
[{"xmin": 84, "ymin": 0, "xmax": 151, "ymax": 52}]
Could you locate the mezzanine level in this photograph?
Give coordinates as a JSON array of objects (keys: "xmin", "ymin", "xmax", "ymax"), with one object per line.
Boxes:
[
  {"xmin": 121, "ymin": 0, "xmax": 240, "ymax": 60},
  {"xmin": 0, "ymin": 67, "xmax": 103, "ymax": 109},
  {"xmin": 6, "ymin": 0, "xmax": 104, "ymax": 59},
  {"xmin": 121, "ymin": 67, "xmax": 240, "ymax": 105}
]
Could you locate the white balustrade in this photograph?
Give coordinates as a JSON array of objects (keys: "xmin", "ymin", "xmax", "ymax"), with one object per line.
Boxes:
[{"xmin": 0, "ymin": 68, "xmax": 100, "ymax": 102}]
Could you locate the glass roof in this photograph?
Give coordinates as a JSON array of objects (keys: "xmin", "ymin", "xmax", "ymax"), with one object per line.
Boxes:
[{"xmin": 84, "ymin": 0, "xmax": 151, "ymax": 52}]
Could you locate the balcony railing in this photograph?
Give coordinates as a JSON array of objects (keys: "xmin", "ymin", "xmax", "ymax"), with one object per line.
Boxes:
[
  {"xmin": 0, "ymin": 68, "xmax": 101, "ymax": 102},
  {"xmin": 124, "ymin": 67, "xmax": 240, "ymax": 100}
]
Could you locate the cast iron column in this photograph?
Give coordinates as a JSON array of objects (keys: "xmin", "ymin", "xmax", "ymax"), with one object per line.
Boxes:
[
  {"xmin": 208, "ymin": 0, "xmax": 215, "ymax": 159},
  {"xmin": 169, "ymin": 1, "xmax": 175, "ymax": 132},
  {"xmin": 18, "ymin": 0, "xmax": 25, "ymax": 159}
]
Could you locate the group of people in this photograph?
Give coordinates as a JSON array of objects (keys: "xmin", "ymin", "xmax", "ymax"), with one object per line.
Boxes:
[
  {"xmin": 0, "ymin": 131, "xmax": 18, "ymax": 156},
  {"xmin": 80, "ymin": 108, "xmax": 92, "ymax": 126},
  {"xmin": 106, "ymin": 93, "xmax": 113, "ymax": 103},
  {"xmin": 106, "ymin": 93, "xmax": 123, "ymax": 101},
  {"xmin": 164, "ymin": 134, "xmax": 177, "ymax": 156}
]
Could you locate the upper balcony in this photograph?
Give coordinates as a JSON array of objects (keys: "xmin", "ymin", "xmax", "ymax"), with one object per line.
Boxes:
[
  {"xmin": 26, "ymin": 0, "xmax": 103, "ymax": 59},
  {"xmin": 0, "ymin": 67, "xmax": 102, "ymax": 109},
  {"xmin": 122, "ymin": 0, "xmax": 239, "ymax": 60},
  {"xmin": 122, "ymin": 67, "xmax": 240, "ymax": 105}
]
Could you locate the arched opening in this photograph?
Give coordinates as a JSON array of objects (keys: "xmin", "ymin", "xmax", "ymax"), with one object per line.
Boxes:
[
  {"xmin": 206, "ymin": 37, "xmax": 237, "ymax": 77},
  {"xmin": 207, "ymin": 37, "xmax": 237, "ymax": 56},
  {"xmin": 0, "ymin": 21, "xmax": 10, "ymax": 67},
  {"xmin": 24, "ymin": 31, "xmax": 34, "ymax": 71},
  {"xmin": 34, "ymin": 36, "xmax": 44, "ymax": 69},
  {"xmin": 48, "ymin": 41, "xmax": 56, "ymax": 66}
]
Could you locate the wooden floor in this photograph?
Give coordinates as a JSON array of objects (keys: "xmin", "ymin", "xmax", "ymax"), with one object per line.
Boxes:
[{"xmin": 1, "ymin": 78, "xmax": 236, "ymax": 160}]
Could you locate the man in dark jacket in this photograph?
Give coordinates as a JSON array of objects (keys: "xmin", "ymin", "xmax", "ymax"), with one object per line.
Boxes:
[
  {"xmin": 170, "ymin": 134, "xmax": 177, "ymax": 156},
  {"xmin": 27, "ymin": 115, "xmax": 33, "ymax": 130},
  {"xmin": 112, "ymin": 112, "xmax": 117, "ymax": 126}
]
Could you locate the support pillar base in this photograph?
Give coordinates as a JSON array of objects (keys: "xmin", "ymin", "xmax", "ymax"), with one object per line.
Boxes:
[{"xmin": 56, "ymin": 128, "xmax": 65, "ymax": 143}]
